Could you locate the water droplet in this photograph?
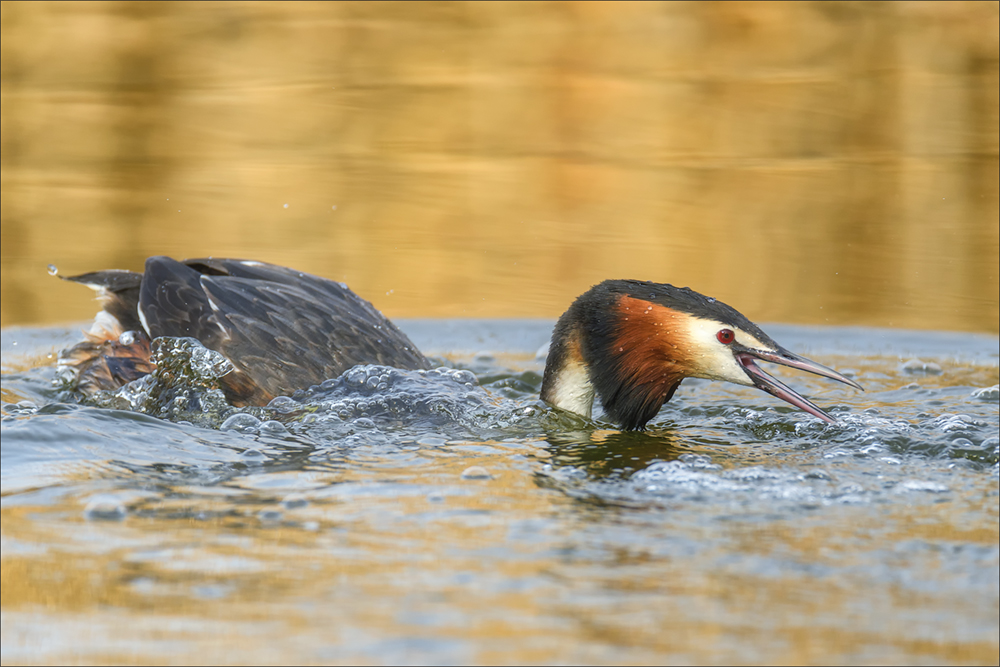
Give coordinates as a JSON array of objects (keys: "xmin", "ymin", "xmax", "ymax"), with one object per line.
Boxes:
[
  {"xmin": 221, "ymin": 413, "xmax": 262, "ymax": 433},
  {"xmin": 47, "ymin": 264, "xmax": 58, "ymax": 276},
  {"xmin": 901, "ymin": 358, "xmax": 942, "ymax": 375},
  {"xmin": 84, "ymin": 495, "xmax": 127, "ymax": 521},
  {"xmin": 259, "ymin": 420, "xmax": 289, "ymax": 436},
  {"xmin": 461, "ymin": 466, "xmax": 492, "ymax": 480},
  {"xmin": 119, "ymin": 331, "xmax": 136, "ymax": 346},
  {"xmin": 240, "ymin": 448, "xmax": 267, "ymax": 460},
  {"xmin": 266, "ymin": 395, "xmax": 298, "ymax": 412}
]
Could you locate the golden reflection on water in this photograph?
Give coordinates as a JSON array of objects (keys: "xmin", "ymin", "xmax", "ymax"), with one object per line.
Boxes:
[
  {"xmin": 2, "ymin": 342, "xmax": 998, "ymax": 664},
  {"xmin": 3, "ymin": 475, "xmax": 997, "ymax": 665},
  {"xmin": 1, "ymin": 2, "xmax": 997, "ymax": 332}
]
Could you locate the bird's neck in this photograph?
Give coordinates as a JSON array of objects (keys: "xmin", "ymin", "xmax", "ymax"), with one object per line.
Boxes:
[
  {"xmin": 540, "ymin": 291, "xmax": 689, "ymax": 430},
  {"xmin": 540, "ymin": 322, "xmax": 596, "ymax": 418}
]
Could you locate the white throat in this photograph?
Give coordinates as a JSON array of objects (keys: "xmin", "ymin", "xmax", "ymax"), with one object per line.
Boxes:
[{"xmin": 545, "ymin": 358, "xmax": 596, "ymax": 418}]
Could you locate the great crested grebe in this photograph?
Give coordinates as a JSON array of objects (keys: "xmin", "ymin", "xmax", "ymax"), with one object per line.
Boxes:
[{"xmin": 60, "ymin": 256, "xmax": 862, "ymax": 430}]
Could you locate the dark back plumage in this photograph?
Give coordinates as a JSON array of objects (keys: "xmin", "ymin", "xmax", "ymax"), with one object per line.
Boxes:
[{"xmin": 63, "ymin": 256, "xmax": 430, "ymax": 404}]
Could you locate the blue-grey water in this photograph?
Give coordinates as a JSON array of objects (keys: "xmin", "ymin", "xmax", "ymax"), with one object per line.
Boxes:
[{"xmin": 2, "ymin": 321, "xmax": 998, "ymax": 665}]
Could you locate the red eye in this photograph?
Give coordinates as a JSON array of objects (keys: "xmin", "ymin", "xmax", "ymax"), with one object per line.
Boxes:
[{"xmin": 717, "ymin": 329, "xmax": 735, "ymax": 345}]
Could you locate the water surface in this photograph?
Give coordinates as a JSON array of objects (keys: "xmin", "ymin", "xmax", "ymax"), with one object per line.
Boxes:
[{"xmin": 2, "ymin": 321, "xmax": 998, "ymax": 665}]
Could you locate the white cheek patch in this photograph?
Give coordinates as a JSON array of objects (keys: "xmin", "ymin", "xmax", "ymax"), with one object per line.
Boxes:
[
  {"xmin": 734, "ymin": 330, "xmax": 768, "ymax": 351},
  {"xmin": 682, "ymin": 317, "xmax": 765, "ymax": 386}
]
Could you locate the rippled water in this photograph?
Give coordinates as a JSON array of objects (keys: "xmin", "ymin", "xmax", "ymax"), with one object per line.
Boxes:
[{"xmin": 2, "ymin": 321, "xmax": 998, "ymax": 665}]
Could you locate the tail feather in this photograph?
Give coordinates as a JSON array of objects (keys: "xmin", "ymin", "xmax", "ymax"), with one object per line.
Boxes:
[
  {"xmin": 61, "ymin": 270, "xmax": 145, "ymax": 333},
  {"xmin": 59, "ymin": 269, "xmax": 150, "ymax": 392}
]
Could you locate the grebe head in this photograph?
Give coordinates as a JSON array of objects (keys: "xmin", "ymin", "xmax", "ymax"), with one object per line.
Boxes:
[{"xmin": 540, "ymin": 280, "xmax": 863, "ymax": 430}]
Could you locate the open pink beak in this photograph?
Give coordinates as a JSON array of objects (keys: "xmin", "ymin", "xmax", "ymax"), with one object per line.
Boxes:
[{"xmin": 734, "ymin": 346, "xmax": 863, "ymax": 423}]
